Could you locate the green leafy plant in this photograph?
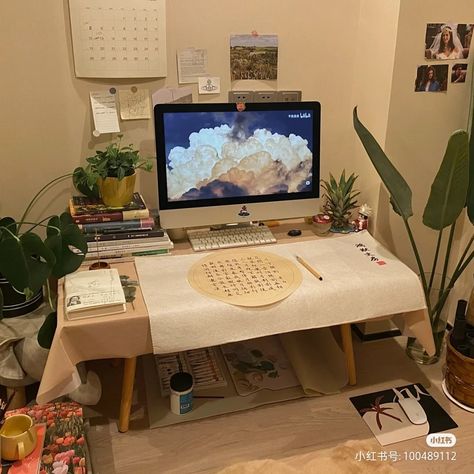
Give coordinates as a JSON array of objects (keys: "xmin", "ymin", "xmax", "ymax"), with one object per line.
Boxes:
[
  {"xmin": 0, "ymin": 175, "xmax": 87, "ymax": 346},
  {"xmin": 353, "ymin": 107, "xmax": 473, "ymax": 358},
  {"xmin": 73, "ymin": 134, "xmax": 153, "ymax": 198},
  {"xmin": 321, "ymin": 170, "xmax": 360, "ymax": 229}
]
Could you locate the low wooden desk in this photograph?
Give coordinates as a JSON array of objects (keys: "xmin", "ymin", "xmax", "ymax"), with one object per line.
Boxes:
[{"xmin": 36, "ymin": 222, "xmax": 435, "ymax": 432}]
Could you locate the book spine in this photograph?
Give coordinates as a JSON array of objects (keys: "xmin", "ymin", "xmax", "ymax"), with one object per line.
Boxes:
[
  {"xmin": 72, "ymin": 212, "xmax": 123, "ymax": 224},
  {"xmin": 79, "ymin": 217, "xmax": 155, "ymax": 233},
  {"xmin": 85, "ymin": 247, "xmax": 170, "ymax": 259},
  {"xmin": 122, "ymin": 209, "xmax": 150, "ymax": 220},
  {"xmin": 72, "ymin": 208, "xmax": 149, "ymax": 223},
  {"xmin": 87, "ymin": 240, "xmax": 172, "ymax": 252},
  {"xmin": 85, "ymin": 229, "xmax": 165, "ymax": 242}
]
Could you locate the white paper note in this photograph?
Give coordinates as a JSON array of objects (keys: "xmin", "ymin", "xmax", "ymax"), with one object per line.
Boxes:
[
  {"xmin": 151, "ymin": 87, "xmax": 193, "ymax": 106},
  {"xmin": 118, "ymin": 88, "xmax": 151, "ymax": 120},
  {"xmin": 177, "ymin": 48, "xmax": 208, "ymax": 84},
  {"xmin": 90, "ymin": 91, "xmax": 120, "ymax": 135},
  {"xmin": 198, "ymin": 77, "xmax": 220, "ymax": 94}
]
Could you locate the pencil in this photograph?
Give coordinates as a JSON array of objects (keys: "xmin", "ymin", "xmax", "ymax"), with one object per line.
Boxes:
[{"xmin": 295, "ymin": 255, "xmax": 323, "ymax": 281}]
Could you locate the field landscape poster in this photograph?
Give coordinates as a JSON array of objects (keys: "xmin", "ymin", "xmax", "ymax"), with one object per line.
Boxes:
[{"xmin": 230, "ymin": 34, "xmax": 278, "ymax": 81}]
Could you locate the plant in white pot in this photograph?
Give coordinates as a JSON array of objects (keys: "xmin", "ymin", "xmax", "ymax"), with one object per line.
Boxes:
[
  {"xmin": 353, "ymin": 107, "xmax": 473, "ymax": 364},
  {"xmin": 73, "ymin": 135, "xmax": 153, "ymax": 207}
]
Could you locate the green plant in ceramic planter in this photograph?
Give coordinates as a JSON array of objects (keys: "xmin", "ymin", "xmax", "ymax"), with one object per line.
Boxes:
[
  {"xmin": 0, "ymin": 175, "xmax": 87, "ymax": 347},
  {"xmin": 353, "ymin": 107, "xmax": 473, "ymax": 364},
  {"xmin": 73, "ymin": 134, "xmax": 153, "ymax": 203}
]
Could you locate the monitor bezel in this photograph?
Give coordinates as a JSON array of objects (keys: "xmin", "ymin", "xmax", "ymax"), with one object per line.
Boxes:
[{"xmin": 153, "ymin": 101, "xmax": 321, "ymax": 212}]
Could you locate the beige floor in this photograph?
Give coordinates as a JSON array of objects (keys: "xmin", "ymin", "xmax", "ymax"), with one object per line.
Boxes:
[{"xmin": 85, "ymin": 336, "xmax": 474, "ymax": 474}]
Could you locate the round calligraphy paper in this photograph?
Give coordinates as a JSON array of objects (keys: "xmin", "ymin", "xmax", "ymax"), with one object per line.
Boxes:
[{"xmin": 187, "ymin": 249, "xmax": 302, "ymax": 307}]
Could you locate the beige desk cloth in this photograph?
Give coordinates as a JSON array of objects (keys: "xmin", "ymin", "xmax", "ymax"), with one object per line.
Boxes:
[
  {"xmin": 36, "ymin": 232, "xmax": 435, "ymax": 405},
  {"xmin": 136, "ymin": 231, "xmax": 433, "ymax": 354}
]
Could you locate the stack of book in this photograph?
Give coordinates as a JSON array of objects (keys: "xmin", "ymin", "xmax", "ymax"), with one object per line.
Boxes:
[{"xmin": 69, "ymin": 192, "xmax": 173, "ymax": 259}]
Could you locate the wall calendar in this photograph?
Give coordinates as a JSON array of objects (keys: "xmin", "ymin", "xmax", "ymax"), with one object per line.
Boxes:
[{"xmin": 68, "ymin": 0, "xmax": 167, "ymax": 78}]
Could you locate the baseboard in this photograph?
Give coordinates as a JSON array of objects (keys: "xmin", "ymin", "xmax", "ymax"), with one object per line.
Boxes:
[{"xmin": 352, "ymin": 324, "xmax": 401, "ymax": 342}]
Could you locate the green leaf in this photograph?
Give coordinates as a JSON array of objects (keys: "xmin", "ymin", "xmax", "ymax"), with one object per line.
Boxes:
[
  {"xmin": 423, "ymin": 130, "xmax": 469, "ymax": 230},
  {"xmin": 73, "ymin": 167, "xmax": 100, "ymax": 199},
  {"xmin": 353, "ymin": 107, "xmax": 413, "ymax": 220},
  {"xmin": 0, "ymin": 232, "xmax": 55, "ymax": 295},
  {"xmin": 45, "ymin": 213, "xmax": 88, "ymax": 278},
  {"xmin": 37, "ymin": 312, "xmax": 57, "ymax": 349},
  {"xmin": 468, "ymin": 80, "xmax": 474, "ymax": 223}
]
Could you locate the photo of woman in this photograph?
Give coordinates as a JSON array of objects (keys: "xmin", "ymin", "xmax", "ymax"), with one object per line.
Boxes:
[
  {"xmin": 415, "ymin": 65, "xmax": 448, "ymax": 92},
  {"xmin": 425, "ymin": 23, "xmax": 473, "ymax": 60}
]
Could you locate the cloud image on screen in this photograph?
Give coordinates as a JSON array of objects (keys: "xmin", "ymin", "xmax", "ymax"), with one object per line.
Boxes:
[{"xmin": 164, "ymin": 111, "xmax": 314, "ymax": 201}]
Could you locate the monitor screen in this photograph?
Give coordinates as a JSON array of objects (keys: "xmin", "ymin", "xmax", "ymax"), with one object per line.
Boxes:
[{"xmin": 154, "ymin": 101, "xmax": 321, "ymax": 229}]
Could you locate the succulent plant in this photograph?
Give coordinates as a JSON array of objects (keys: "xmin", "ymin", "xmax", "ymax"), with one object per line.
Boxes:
[{"xmin": 321, "ymin": 170, "xmax": 360, "ymax": 229}]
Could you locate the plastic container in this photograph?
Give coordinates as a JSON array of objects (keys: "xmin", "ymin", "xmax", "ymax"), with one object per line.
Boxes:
[{"xmin": 170, "ymin": 372, "xmax": 194, "ymax": 415}]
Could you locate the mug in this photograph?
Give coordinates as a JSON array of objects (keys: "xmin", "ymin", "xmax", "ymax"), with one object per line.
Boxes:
[{"xmin": 0, "ymin": 414, "xmax": 37, "ymax": 461}]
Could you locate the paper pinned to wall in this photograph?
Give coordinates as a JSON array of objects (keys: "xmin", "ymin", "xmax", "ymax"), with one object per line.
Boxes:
[
  {"xmin": 151, "ymin": 86, "xmax": 193, "ymax": 106},
  {"xmin": 198, "ymin": 76, "xmax": 220, "ymax": 94},
  {"xmin": 177, "ymin": 47, "xmax": 208, "ymax": 83},
  {"xmin": 68, "ymin": 0, "xmax": 167, "ymax": 78},
  {"xmin": 118, "ymin": 88, "xmax": 151, "ymax": 120},
  {"xmin": 90, "ymin": 90, "xmax": 120, "ymax": 135}
]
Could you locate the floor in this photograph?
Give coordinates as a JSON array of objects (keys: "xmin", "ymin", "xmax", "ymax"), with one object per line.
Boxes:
[{"xmin": 84, "ymin": 335, "xmax": 474, "ymax": 474}]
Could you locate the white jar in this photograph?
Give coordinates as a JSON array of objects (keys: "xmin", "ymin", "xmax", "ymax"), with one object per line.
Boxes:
[{"xmin": 170, "ymin": 372, "xmax": 194, "ymax": 415}]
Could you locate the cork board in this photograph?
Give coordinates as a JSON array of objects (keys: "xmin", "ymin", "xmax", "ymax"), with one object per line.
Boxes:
[{"xmin": 187, "ymin": 249, "xmax": 302, "ymax": 307}]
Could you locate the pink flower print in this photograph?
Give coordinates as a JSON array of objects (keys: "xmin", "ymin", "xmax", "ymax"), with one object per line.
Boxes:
[{"xmin": 52, "ymin": 461, "xmax": 69, "ymax": 474}]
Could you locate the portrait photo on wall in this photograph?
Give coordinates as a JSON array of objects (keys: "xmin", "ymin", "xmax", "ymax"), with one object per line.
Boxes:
[
  {"xmin": 415, "ymin": 64, "xmax": 448, "ymax": 92},
  {"xmin": 425, "ymin": 23, "xmax": 473, "ymax": 60},
  {"xmin": 451, "ymin": 63, "xmax": 468, "ymax": 83}
]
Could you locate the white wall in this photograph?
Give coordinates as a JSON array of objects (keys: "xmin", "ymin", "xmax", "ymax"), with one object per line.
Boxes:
[{"xmin": 0, "ymin": 0, "xmax": 472, "ymax": 311}]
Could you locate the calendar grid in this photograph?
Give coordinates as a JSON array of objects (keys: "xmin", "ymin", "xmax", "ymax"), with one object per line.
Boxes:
[{"xmin": 69, "ymin": 0, "xmax": 166, "ymax": 78}]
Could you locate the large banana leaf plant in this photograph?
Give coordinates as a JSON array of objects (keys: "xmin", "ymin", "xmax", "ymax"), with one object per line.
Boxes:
[
  {"xmin": 353, "ymin": 106, "xmax": 473, "ymax": 357},
  {"xmin": 0, "ymin": 175, "xmax": 87, "ymax": 347}
]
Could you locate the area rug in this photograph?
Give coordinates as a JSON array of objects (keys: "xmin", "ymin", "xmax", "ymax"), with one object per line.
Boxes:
[{"xmin": 216, "ymin": 440, "xmax": 400, "ymax": 473}]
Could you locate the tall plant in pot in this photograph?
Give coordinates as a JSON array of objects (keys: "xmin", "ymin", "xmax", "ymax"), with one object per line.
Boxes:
[
  {"xmin": 0, "ymin": 174, "xmax": 87, "ymax": 347},
  {"xmin": 73, "ymin": 134, "xmax": 153, "ymax": 207},
  {"xmin": 353, "ymin": 107, "xmax": 473, "ymax": 364}
]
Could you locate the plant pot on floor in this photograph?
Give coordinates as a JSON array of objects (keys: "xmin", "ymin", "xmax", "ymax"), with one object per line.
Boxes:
[{"xmin": 98, "ymin": 172, "xmax": 136, "ymax": 207}]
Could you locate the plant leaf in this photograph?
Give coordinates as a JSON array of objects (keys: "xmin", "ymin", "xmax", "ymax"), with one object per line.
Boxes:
[
  {"xmin": 353, "ymin": 107, "xmax": 413, "ymax": 220},
  {"xmin": 0, "ymin": 232, "xmax": 55, "ymax": 295},
  {"xmin": 45, "ymin": 213, "xmax": 88, "ymax": 278},
  {"xmin": 423, "ymin": 130, "xmax": 469, "ymax": 230},
  {"xmin": 468, "ymin": 80, "xmax": 474, "ymax": 223},
  {"xmin": 37, "ymin": 312, "xmax": 57, "ymax": 349}
]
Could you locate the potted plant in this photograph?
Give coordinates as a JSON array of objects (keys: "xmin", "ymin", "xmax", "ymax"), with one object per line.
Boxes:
[
  {"xmin": 321, "ymin": 170, "xmax": 360, "ymax": 233},
  {"xmin": 0, "ymin": 174, "xmax": 87, "ymax": 348},
  {"xmin": 73, "ymin": 134, "xmax": 153, "ymax": 207},
  {"xmin": 353, "ymin": 107, "xmax": 473, "ymax": 364}
]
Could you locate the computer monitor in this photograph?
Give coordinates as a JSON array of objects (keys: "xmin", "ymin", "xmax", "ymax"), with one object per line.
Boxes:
[{"xmin": 153, "ymin": 101, "xmax": 321, "ymax": 230}]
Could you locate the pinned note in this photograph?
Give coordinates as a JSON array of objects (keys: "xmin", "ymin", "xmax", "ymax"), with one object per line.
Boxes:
[
  {"xmin": 177, "ymin": 48, "xmax": 208, "ymax": 84},
  {"xmin": 90, "ymin": 90, "xmax": 120, "ymax": 135},
  {"xmin": 118, "ymin": 88, "xmax": 152, "ymax": 120}
]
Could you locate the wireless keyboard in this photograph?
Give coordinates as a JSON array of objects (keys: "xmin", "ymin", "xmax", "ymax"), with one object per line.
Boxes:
[{"xmin": 187, "ymin": 225, "xmax": 277, "ymax": 252}]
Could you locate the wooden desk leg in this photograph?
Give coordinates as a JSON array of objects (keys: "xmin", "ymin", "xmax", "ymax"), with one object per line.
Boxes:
[
  {"xmin": 118, "ymin": 357, "xmax": 137, "ymax": 433},
  {"xmin": 340, "ymin": 324, "xmax": 357, "ymax": 386}
]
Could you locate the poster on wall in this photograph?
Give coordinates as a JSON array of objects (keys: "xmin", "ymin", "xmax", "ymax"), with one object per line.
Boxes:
[
  {"xmin": 69, "ymin": 0, "xmax": 167, "ymax": 78},
  {"xmin": 230, "ymin": 34, "xmax": 278, "ymax": 81},
  {"xmin": 424, "ymin": 23, "xmax": 473, "ymax": 60},
  {"xmin": 414, "ymin": 64, "xmax": 448, "ymax": 92}
]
